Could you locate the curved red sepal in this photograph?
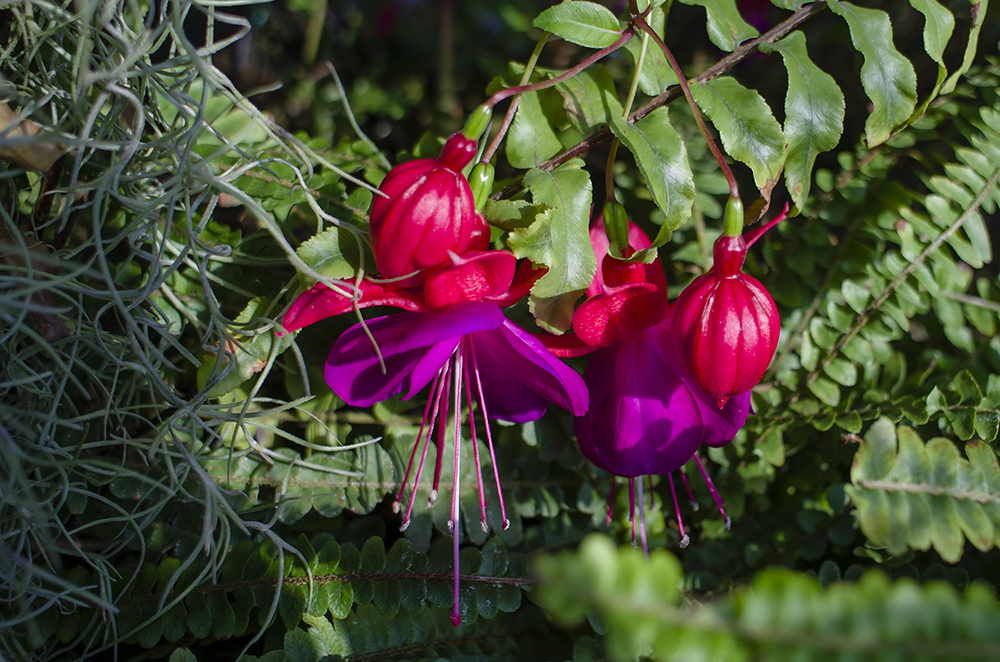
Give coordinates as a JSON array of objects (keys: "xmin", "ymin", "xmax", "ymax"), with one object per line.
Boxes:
[
  {"xmin": 532, "ymin": 330, "xmax": 596, "ymax": 358},
  {"xmin": 573, "ymin": 283, "xmax": 667, "ymax": 348},
  {"xmin": 423, "ymin": 250, "xmax": 517, "ymax": 308},
  {"xmin": 282, "ymin": 279, "xmax": 426, "ymax": 333},
  {"xmin": 487, "ymin": 261, "xmax": 546, "ymax": 308}
]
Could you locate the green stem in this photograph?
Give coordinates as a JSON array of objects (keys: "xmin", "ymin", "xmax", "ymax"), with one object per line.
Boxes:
[
  {"xmin": 482, "ymin": 32, "xmax": 550, "ymax": 164},
  {"xmin": 484, "ymin": 28, "xmax": 636, "ymax": 110}
]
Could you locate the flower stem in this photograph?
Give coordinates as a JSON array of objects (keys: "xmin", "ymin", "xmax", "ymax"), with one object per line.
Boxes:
[
  {"xmin": 483, "ymin": 29, "xmax": 636, "ymax": 111},
  {"xmin": 481, "ymin": 32, "xmax": 549, "ymax": 164},
  {"xmin": 629, "ymin": 2, "xmax": 739, "ymax": 201}
]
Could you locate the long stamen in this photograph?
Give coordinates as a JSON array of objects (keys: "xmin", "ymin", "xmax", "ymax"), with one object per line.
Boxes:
[
  {"xmin": 431, "ymin": 361, "xmax": 454, "ymax": 508},
  {"xmin": 450, "ymin": 350, "xmax": 464, "ymax": 628},
  {"xmin": 695, "ymin": 454, "xmax": 731, "ymax": 530},
  {"xmin": 469, "ymin": 340, "xmax": 509, "ymax": 529},
  {"xmin": 462, "ymin": 341, "xmax": 488, "ymax": 532},
  {"xmin": 606, "ymin": 478, "xmax": 616, "ymax": 526},
  {"xmin": 679, "ymin": 469, "xmax": 700, "ymax": 511},
  {"xmin": 628, "ymin": 477, "xmax": 636, "ymax": 547},
  {"xmin": 403, "ymin": 361, "xmax": 451, "ymax": 528},
  {"xmin": 396, "ymin": 368, "xmax": 443, "ymax": 513},
  {"xmin": 637, "ymin": 475, "xmax": 649, "ymax": 558},
  {"xmin": 668, "ymin": 473, "xmax": 690, "ymax": 549}
]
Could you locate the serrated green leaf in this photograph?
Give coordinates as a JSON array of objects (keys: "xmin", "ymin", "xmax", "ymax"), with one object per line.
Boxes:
[
  {"xmin": 677, "ymin": 0, "xmax": 758, "ymax": 52},
  {"xmin": 506, "ymin": 89, "xmax": 563, "ymax": 169},
  {"xmin": 533, "ymin": 1, "xmax": 622, "ymax": 49},
  {"xmin": 824, "ymin": 357, "xmax": 858, "ymax": 387},
  {"xmin": 512, "ymin": 161, "xmax": 594, "ymax": 332},
  {"xmin": 762, "ymin": 31, "xmax": 844, "ymax": 209},
  {"xmin": 610, "ymin": 108, "xmax": 695, "ymax": 250},
  {"xmin": 690, "ymin": 77, "xmax": 786, "ymax": 197},
  {"xmin": 168, "ymin": 650, "xmax": 199, "ymax": 662},
  {"xmin": 483, "ymin": 199, "xmax": 545, "ymax": 231},
  {"xmin": 295, "ymin": 227, "xmax": 358, "ymax": 282},
  {"xmin": 554, "ymin": 65, "xmax": 623, "ymax": 133},
  {"xmin": 827, "ymin": 1, "xmax": 917, "ymax": 147}
]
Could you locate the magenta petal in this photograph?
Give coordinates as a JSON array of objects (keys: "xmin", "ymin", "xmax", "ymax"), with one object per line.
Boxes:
[
  {"xmin": 470, "ymin": 319, "xmax": 590, "ymax": 423},
  {"xmin": 325, "ymin": 302, "xmax": 505, "ymax": 406},
  {"xmin": 658, "ymin": 318, "xmax": 750, "ymax": 447},
  {"xmin": 576, "ymin": 329, "xmax": 704, "ymax": 477}
]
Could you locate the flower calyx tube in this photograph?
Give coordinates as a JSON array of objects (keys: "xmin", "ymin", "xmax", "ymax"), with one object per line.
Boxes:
[{"xmin": 671, "ymin": 201, "xmax": 790, "ymax": 407}]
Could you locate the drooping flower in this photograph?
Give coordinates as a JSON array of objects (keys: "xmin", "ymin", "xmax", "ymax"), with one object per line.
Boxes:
[
  {"xmin": 368, "ymin": 133, "xmax": 490, "ymax": 284},
  {"xmin": 283, "ymin": 248, "xmax": 587, "ymax": 626},
  {"xmin": 671, "ymin": 202, "xmax": 789, "ymax": 407},
  {"xmin": 541, "ymin": 214, "xmax": 750, "ymax": 550}
]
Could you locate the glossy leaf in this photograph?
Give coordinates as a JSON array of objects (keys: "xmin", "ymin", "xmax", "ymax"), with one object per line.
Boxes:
[
  {"xmin": 827, "ymin": 1, "xmax": 917, "ymax": 147},
  {"xmin": 677, "ymin": 0, "xmax": 759, "ymax": 52},
  {"xmin": 690, "ymin": 76, "xmax": 787, "ymax": 198},
  {"xmin": 609, "ymin": 108, "xmax": 695, "ymax": 253},
  {"xmin": 761, "ymin": 31, "xmax": 844, "ymax": 210},
  {"xmin": 554, "ymin": 65, "xmax": 623, "ymax": 133},
  {"xmin": 533, "ymin": 1, "xmax": 622, "ymax": 49},
  {"xmin": 506, "ymin": 89, "xmax": 563, "ymax": 169},
  {"xmin": 512, "ymin": 160, "xmax": 595, "ymax": 333}
]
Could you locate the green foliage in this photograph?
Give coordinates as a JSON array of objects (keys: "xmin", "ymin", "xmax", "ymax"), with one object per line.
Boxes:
[
  {"xmin": 5, "ymin": 0, "xmax": 1000, "ymax": 660},
  {"xmin": 847, "ymin": 417, "xmax": 1000, "ymax": 563},
  {"xmin": 537, "ymin": 534, "xmax": 1000, "ymax": 661}
]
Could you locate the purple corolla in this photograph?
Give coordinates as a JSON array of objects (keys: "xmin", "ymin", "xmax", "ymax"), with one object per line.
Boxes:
[
  {"xmin": 283, "ymin": 249, "xmax": 588, "ymax": 625},
  {"xmin": 541, "ymin": 216, "xmax": 749, "ymax": 550}
]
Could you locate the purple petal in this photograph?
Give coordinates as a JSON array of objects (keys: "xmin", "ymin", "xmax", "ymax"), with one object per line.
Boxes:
[
  {"xmin": 657, "ymin": 319, "xmax": 750, "ymax": 447},
  {"xmin": 469, "ymin": 319, "xmax": 590, "ymax": 423},
  {"xmin": 325, "ymin": 302, "xmax": 505, "ymax": 406},
  {"xmin": 576, "ymin": 328, "xmax": 704, "ymax": 477}
]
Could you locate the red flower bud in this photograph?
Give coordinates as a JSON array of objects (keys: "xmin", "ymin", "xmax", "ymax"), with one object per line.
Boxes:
[
  {"xmin": 671, "ymin": 205, "xmax": 789, "ymax": 407},
  {"xmin": 369, "ymin": 133, "xmax": 490, "ymax": 283}
]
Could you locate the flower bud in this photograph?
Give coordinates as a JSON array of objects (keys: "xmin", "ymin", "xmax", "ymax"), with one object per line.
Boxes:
[
  {"xmin": 671, "ymin": 206, "xmax": 789, "ymax": 407},
  {"xmin": 369, "ymin": 133, "xmax": 489, "ymax": 283}
]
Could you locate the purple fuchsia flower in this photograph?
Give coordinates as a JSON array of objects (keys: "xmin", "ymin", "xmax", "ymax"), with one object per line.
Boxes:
[
  {"xmin": 671, "ymin": 202, "xmax": 789, "ymax": 407},
  {"xmin": 283, "ymin": 249, "xmax": 588, "ymax": 626},
  {"xmin": 540, "ymin": 214, "xmax": 750, "ymax": 551}
]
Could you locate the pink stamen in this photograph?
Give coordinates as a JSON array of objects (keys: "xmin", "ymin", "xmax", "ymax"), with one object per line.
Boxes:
[
  {"xmin": 461, "ymin": 341, "xmax": 488, "ymax": 532},
  {"xmin": 744, "ymin": 202, "xmax": 790, "ymax": 248},
  {"xmin": 430, "ymin": 364, "xmax": 453, "ymax": 508},
  {"xmin": 450, "ymin": 350, "xmax": 464, "ymax": 628},
  {"xmin": 403, "ymin": 361, "xmax": 450, "ymax": 527},
  {"xmin": 606, "ymin": 478, "xmax": 616, "ymax": 526},
  {"xmin": 469, "ymin": 339, "xmax": 509, "ymax": 529},
  {"xmin": 668, "ymin": 474, "xmax": 690, "ymax": 549},
  {"xmin": 637, "ymin": 475, "xmax": 649, "ymax": 558},
  {"xmin": 695, "ymin": 454, "xmax": 731, "ymax": 530},
  {"xmin": 679, "ymin": 469, "xmax": 699, "ymax": 511},
  {"xmin": 628, "ymin": 477, "xmax": 636, "ymax": 547},
  {"xmin": 396, "ymin": 368, "xmax": 443, "ymax": 512}
]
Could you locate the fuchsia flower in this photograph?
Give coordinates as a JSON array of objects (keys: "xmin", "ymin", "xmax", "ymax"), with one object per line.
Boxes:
[
  {"xmin": 541, "ymin": 217, "xmax": 750, "ymax": 550},
  {"xmin": 284, "ymin": 249, "xmax": 587, "ymax": 626},
  {"xmin": 671, "ymin": 203, "xmax": 789, "ymax": 407},
  {"xmin": 369, "ymin": 133, "xmax": 490, "ymax": 284}
]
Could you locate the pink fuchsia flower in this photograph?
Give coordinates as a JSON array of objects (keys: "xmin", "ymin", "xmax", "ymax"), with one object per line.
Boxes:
[
  {"xmin": 282, "ymin": 249, "xmax": 586, "ymax": 627},
  {"xmin": 671, "ymin": 202, "xmax": 790, "ymax": 408},
  {"xmin": 369, "ymin": 133, "xmax": 490, "ymax": 284},
  {"xmin": 541, "ymin": 215, "xmax": 749, "ymax": 550}
]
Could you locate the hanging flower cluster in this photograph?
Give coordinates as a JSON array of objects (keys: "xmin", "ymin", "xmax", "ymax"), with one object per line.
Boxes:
[
  {"xmin": 538, "ymin": 209, "xmax": 751, "ymax": 549},
  {"xmin": 282, "ymin": 2, "xmax": 792, "ymax": 619},
  {"xmin": 282, "ymin": 131, "xmax": 588, "ymax": 627}
]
